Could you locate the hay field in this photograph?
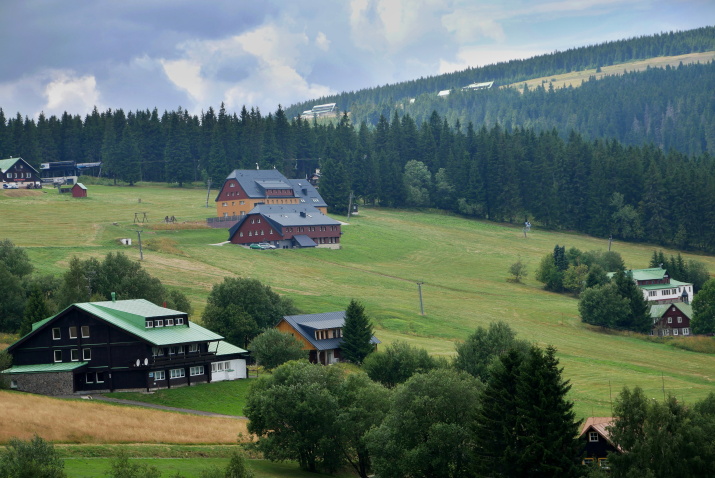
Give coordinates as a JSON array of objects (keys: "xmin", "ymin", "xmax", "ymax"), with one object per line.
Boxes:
[
  {"xmin": 505, "ymin": 51, "xmax": 715, "ymax": 92},
  {"xmin": 2, "ymin": 183, "xmax": 715, "ymax": 418},
  {"xmin": 0, "ymin": 391, "xmax": 247, "ymax": 444}
]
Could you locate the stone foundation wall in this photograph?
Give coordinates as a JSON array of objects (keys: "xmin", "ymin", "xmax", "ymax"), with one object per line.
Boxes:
[{"xmin": 12, "ymin": 372, "xmax": 75, "ymax": 395}]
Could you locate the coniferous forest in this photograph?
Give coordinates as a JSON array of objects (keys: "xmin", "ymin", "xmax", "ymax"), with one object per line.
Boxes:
[{"xmin": 2, "ymin": 27, "xmax": 715, "ymax": 255}]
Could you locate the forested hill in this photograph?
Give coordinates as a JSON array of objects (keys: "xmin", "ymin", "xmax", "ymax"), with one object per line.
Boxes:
[{"xmin": 287, "ymin": 26, "xmax": 715, "ymax": 156}]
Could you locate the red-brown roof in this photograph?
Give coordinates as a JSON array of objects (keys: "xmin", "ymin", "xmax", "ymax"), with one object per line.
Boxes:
[{"xmin": 580, "ymin": 417, "xmax": 621, "ymax": 450}]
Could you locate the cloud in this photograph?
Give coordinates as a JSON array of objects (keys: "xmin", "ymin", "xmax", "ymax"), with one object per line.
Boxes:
[
  {"xmin": 315, "ymin": 32, "xmax": 331, "ymax": 51},
  {"xmin": 43, "ymin": 72, "xmax": 101, "ymax": 116},
  {"xmin": 439, "ymin": 46, "xmax": 546, "ymax": 73}
]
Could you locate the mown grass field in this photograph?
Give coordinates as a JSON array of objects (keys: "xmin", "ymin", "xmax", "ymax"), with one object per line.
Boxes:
[
  {"xmin": 2, "ymin": 183, "xmax": 715, "ymax": 421},
  {"xmin": 505, "ymin": 50, "xmax": 715, "ymax": 92}
]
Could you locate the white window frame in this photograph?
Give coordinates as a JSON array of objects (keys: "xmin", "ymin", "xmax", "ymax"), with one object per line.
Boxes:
[
  {"xmin": 81, "ymin": 326, "xmax": 90, "ymax": 338},
  {"xmin": 154, "ymin": 370, "xmax": 166, "ymax": 381},
  {"xmin": 82, "ymin": 348, "xmax": 91, "ymax": 361},
  {"xmin": 69, "ymin": 326, "xmax": 77, "ymax": 339},
  {"xmin": 54, "ymin": 350, "xmax": 62, "ymax": 362},
  {"xmin": 96, "ymin": 372, "xmax": 105, "ymax": 383},
  {"xmin": 177, "ymin": 345, "xmax": 184, "ymax": 354},
  {"xmin": 167, "ymin": 319, "xmax": 174, "ymax": 326},
  {"xmin": 10, "ymin": 380, "xmax": 17, "ymax": 389},
  {"xmin": 683, "ymin": 328, "xmax": 690, "ymax": 335},
  {"xmin": 673, "ymin": 329, "xmax": 679, "ymax": 336},
  {"xmin": 667, "ymin": 317, "xmax": 672, "ymax": 324},
  {"xmin": 189, "ymin": 344, "xmax": 199, "ymax": 353},
  {"xmin": 155, "ymin": 320, "xmax": 163, "ymax": 327},
  {"xmin": 176, "ymin": 318, "xmax": 184, "ymax": 325},
  {"xmin": 146, "ymin": 321, "xmax": 153, "ymax": 328},
  {"xmin": 190, "ymin": 366, "xmax": 204, "ymax": 376},
  {"xmin": 71, "ymin": 349, "xmax": 79, "ymax": 361},
  {"xmin": 52, "ymin": 328, "xmax": 61, "ymax": 340},
  {"xmin": 86, "ymin": 373, "xmax": 94, "ymax": 383},
  {"xmin": 169, "ymin": 347, "xmax": 176, "ymax": 355},
  {"xmin": 589, "ymin": 431, "xmax": 599, "ymax": 442},
  {"xmin": 170, "ymin": 368, "xmax": 185, "ymax": 379},
  {"xmin": 677, "ymin": 317, "xmax": 682, "ymax": 323}
]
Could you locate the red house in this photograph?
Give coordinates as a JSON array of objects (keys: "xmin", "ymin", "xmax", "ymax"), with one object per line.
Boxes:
[
  {"xmin": 650, "ymin": 302, "xmax": 692, "ymax": 337},
  {"xmin": 228, "ymin": 204, "xmax": 342, "ymax": 249},
  {"xmin": 71, "ymin": 183, "xmax": 87, "ymax": 198}
]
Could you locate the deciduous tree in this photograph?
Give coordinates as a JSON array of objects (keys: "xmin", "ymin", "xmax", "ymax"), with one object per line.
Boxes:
[{"xmin": 248, "ymin": 328, "xmax": 307, "ymax": 371}]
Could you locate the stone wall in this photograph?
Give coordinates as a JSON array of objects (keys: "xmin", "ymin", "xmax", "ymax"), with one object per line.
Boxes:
[{"xmin": 11, "ymin": 372, "xmax": 75, "ymax": 395}]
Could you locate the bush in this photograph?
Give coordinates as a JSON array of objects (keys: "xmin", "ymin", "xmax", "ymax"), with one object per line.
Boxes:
[
  {"xmin": 106, "ymin": 449, "xmax": 161, "ymax": 478},
  {"xmin": 0, "ymin": 435, "xmax": 65, "ymax": 478}
]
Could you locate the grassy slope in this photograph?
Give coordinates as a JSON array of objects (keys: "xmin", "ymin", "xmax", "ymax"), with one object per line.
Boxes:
[
  {"xmin": 3, "ymin": 184, "xmax": 715, "ymax": 419},
  {"xmin": 504, "ymin": 51, "xmax": 715, "ymax": 92}
]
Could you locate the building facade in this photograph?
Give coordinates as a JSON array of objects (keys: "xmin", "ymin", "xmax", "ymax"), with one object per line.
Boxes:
[
  {"xmin": 0, "ymin": 157, "xmax": 41, "ymax": 188},
  {"xmin": 2, "ymin": 299, "xmax": 247, "ymax": 395},
  {"xmin": 650, "ymin": 302, "xmax": 692, "ymax": 337}
]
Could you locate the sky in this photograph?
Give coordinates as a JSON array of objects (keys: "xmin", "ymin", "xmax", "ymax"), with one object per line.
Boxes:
[{"xmin": 0, "ymin": 0, "xmax": 713, "ymax": 119}]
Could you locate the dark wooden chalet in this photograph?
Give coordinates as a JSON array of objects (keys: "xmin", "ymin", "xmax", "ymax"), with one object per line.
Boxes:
[
  {"xmin": 276, "ymin": 311, "xmax": 380, "ymax": 365},
  {"xmin": 0, "ymin": 157, "xmax": 41, "ymax": 188},
  {"xmin": 580, "ymin": 417, "xmax": 619, "ymax": 470},
  {"xmin": 227, "ymin": 204, "xmax": 342, "ymax": 249},
  {"xmin": 650, "ymin": 301, "xmax": 692, "ymax": 337},
  {"xmin": 2, "ymin": 299, "xmax": 247, "ymax": 395}
]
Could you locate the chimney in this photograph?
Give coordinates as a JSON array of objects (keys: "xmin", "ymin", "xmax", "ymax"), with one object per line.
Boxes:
[
  {"xmin": 111, "ymin": 292, "xmax": 116, "ymax": 302},
  {"xmin": 300, "ymin": 211, "xmax": 306, "ymax": 217}
]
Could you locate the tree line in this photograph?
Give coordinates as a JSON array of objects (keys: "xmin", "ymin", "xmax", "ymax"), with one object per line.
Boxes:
[{"xmin": 285, "ymin": 26, "xmax": 715, "ymax": 122}]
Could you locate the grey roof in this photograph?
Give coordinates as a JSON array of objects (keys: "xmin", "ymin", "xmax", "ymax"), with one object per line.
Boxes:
[
  {"xmin": 281, "ymin": 311, "xmax": 380, "ymax": 351},
  {"xmin": 293, "ymin": 234, "xmax": 317, "ymax": 247},
  {"xmin": 227, "ymin": 204, "xmax": 341, "ymax": 241},
  {"xmin": 288, "ymin": 179, "xmax": 327, "ymax": 208}
]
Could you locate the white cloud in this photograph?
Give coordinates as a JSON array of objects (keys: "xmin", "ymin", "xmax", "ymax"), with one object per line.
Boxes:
[
  {"xmin": 160, "ymin": 59, "xmax": 206, "ymax": 104},
  {"xmin": 439, "ymin": 46, "xmax": 546, "ymax": 73},
  {"xmin": 441, "ymin": 10, "xmax": 506, "ymax": 43},
  {"xmin": 315, "ymin": 31, "xmax": 330, "ymax": 51}
]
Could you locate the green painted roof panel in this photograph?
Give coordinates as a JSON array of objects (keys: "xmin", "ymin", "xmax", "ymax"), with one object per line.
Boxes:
[
  {"xmin": 1, "ymin": 362, "xmax": 88, "ymax": 374},
  {"xmin": 215, "ymin": 341, "xmax": 248, "ymax": 356}
]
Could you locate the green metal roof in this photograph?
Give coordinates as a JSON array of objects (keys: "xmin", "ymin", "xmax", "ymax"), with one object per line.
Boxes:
[
  {"xmin": 10, "ymin": 299, "xmax": 225, "ymax": 350},
  {"xmin": 0, "ymin": 157, "xmax": 20, "ymax": 173},
  {"xmin": 630, "ymin": 268, "xmax": 668, "ymax": 281},
  {"xmin": 639, "ymin": 279, "xmax": 691, "ymax": 290},
  {"xmin": 650, "ymin": 302, "xmax": 693, "ymax": 319},
  {"xmin": 1, "ymin": 362, "xmax": 87, "ymax": 374},
  {"xmin": 215, "ymin": 341, "xmax": 248, "ymax": 356}
]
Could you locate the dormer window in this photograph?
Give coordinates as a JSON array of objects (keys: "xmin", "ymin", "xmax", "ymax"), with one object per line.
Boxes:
[
  {"xmin": 69, "ymin": 326, "xmax": 77, "ymax": 339},
  {"xmin": 167, "ymin": 319, "xmax": 174, "ymax": 326},
  {"xmin": 52, "ymin": 328, "xmax": 61, "ymax": 340},
  {"xmin": 146, "ymin": 321, "xmax": 154, "ymax": 328},
  {"xmin": 589, "ymin": 431, "xmax": 599, "ymax": 442},
  {"xmin": 155, "ymin": 320, "xmax": 163, "ymax": 327},
  {"xmin": 177, "ymin": 318, "xmax": 184, "ymax": 325}
]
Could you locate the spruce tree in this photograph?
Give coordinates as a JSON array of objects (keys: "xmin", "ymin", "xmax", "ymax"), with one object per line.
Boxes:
[
  {"xmin": 341, "ymin": 300, "xmax": 374, "ymax": 364},
  {"xmin": 19, "ymin": 287, "xmax": 49, "ymax": 337}
]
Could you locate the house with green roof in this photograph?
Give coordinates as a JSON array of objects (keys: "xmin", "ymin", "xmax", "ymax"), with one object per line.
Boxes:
[
  {"xmin": 0, "ymin": 157, "xmax": 41, "ymax": 189},
  {"xmin": 2, "ymin": 298, "xmax": 247, "ymax": 395},
  {"xmin": 650, "ymin": 302, "xmax": 693, "ymax": 337},
  {"xmin": 609, "ymin": 267, "xmax": 693, "ymax": 305}
]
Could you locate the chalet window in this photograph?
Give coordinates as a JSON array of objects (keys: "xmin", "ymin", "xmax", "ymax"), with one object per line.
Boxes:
[
  {"xmin": 155, "ymin": 320, "xmax": 163, "ymax": 327},
  {"xmin": 648, "ymin": 291, "xmax": 657, "ymax": 297},
  {"xmin": 240, "ymin": 201, "xmax": 244, "ymax": 205},
  {"xmin": 239, "ymin": 232, "xmax": 244, "ymax": 237},
  {"xmin": 683, "ymin": 328, "xmax": 690, "ymax": 335},
  {"xmin": 231, "ymin": 202, "xmax": 235, "ymax": 206},
  {"xmin": 667, "ymin": 317, "xmax": 672, "ymax": 324},
  {"xmin": 589, "ymin": 432, "xmax": 599, "ymax": 442},
  {"xmin": 269, "ymin": 229, "xmax": 273, "ymax": 234},
  {"xmin": 157, "ymin": 347, "xmax": 165, "ymax": 356},
  {"xmin": 81, "ymin": 326, "xmax": 90, "ymax": 338},
  {"xmin": 69, "ymin": 326, "xmax": 78, "ymax": 339},
  {"xmin": 251, "ymin": 219, "xmax": 255, "ymax": 224},
  {"xmin": 86, "ymin": 373, "xmax": 94, "ymax": 383},
  {"xmin": 167, "ymin": 319, "xmax": 174, "ymax": 326},
  {"xmin": 222, "ymin": 202, "xmax": 227, "ymax": 207},
  {"xmin": 71, "ymin": 349, "xmax": 79, "ymax": 361},
  {"xmin": 154, "ymin": 370, "xmax": 166, "ymax": 380},
  {"xmin": 96, "ymin": 372, "xmax": 105, "ymax": 383},
  {"xmin": 230, "ymin": 183, "xmax": 234, "ymax": 187},
  {"xmin": 170, "ymin": 368, "xmax": 185, "ymax": 379},
  {"xmin": 674, "ymin": 329, "xmax": 679, "ymax": 336},
  {"xmin": 212, "ymin": 362, "xmax": 223, "ymax": 372},
  {"xmin": 190, "ymin": 366, "xmax": 204, "ymax": 376},
  {"xmin": 663, "ymin": 329, "xmax": 670, "ymax": 336},
  {"xmin": 672, "ymin": 306, "xmax": 676, "ymax": 311},
  {"xmin": 146, "ymin": 321, "xmax": 153, "ymax": 328},
  {"xmin": 248, "ymin": 231, "xmax": 252, "ymax": 237},
  {"xmin": 189, "ymin": 344, "xmax": 199, "ymax": 353},
  {"xmin": 257, "ymin": 218, "xmax": 261, "ymax": 223},
  {"xmin": 10, "ymin": 380, "xmax": 17, "ymax": 389},
  {"xmin": 176, "ymin": 318, "xmax": 184, "ymax": 325},
  {"xmin": 54, "ymin": 350, "xmax": 62, "ymax": 362},
  {"xmin": 177, "ymin": 345, "xmax": 184, "ymax": 354},
  {"xmin": 169, "ymin": 347, "xmax": 176, "ymax": 355},
  {"xmin": 83, "ymin": 348, "xmax": 91, "ymax": 361},
  {"xmin": 260, "ymin": 230, "xmax": 264, "ymax": 235},
  {"xmin": 677, "ymin": 317, "xmax": 682, "ymax": 323},
  {"xmin": 52, "ymin": 328, "xmax": 61, "ymax": 340}
]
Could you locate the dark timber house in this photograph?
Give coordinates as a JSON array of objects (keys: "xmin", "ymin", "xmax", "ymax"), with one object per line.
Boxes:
[
  {"xmin": 580, "ymin": 417, "xmax": 620, "ymax": 469},
  {"xmin": 2, "ymin": 298, "xmax": 247, "ymax": 395}
]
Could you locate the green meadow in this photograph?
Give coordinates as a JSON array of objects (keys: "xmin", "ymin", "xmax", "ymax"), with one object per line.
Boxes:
[{"xmin": 3, "ymin": 183, "xmax": 715, "ymax": 419}]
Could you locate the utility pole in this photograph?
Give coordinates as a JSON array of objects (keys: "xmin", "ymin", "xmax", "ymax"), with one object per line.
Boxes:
[
  {"xmin": 136, "ymin": 230, "xmax": 144, "ymax": 261},
  {"xmin": 417, "ymin": 282, "xmax": 425, "ymax": 316},
  {"xmin": 608, "ymin": 234, "xmax": 613, "ymax": 251},
  {"xmin": 347, "ymin": 191, "xmax": 354, "ymax": 221},
  {"xmin": 205, "ymin": 178, "xmax": 212, "ymax": 207}
]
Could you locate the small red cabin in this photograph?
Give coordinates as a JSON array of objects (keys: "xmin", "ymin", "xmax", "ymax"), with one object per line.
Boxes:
[{"xmin": 71, "ymin": 183, "xmax": 87, "ymax": 198}]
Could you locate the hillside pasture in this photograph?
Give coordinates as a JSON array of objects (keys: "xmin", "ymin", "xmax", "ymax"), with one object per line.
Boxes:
[
  {"xmin": 2, "ymin": 183, "xmax": 715, "ymax": 418},
  {"xmin": 0, "ymin": 390, "xmax": 246, "ymax": 444},
  {"xmin": 506, "ymin": 51, "xmax": 715, "ymax": 92}
]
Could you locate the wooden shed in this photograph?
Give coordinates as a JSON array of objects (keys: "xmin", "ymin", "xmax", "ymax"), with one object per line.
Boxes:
[{"xmin": 71, "ymin": 183, "xmax": 87, "ymax": 198}]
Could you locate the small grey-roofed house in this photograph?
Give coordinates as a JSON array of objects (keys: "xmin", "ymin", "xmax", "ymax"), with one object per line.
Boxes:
[
  {"xmin": 276, "ymin": 311, "xmax": 380, "ymax": 365},
  {"xmin": 2, "ymin": 298, "xmax": 248, "ymax": 395},
  {"xmin": 228, "ymin": 204, "xmax": 342, "ymax": 249}
]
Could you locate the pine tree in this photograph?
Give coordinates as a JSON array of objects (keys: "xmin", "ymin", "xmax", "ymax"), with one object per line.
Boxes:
[
  {"xmin": 341, "ymin": 300, "xmax": 374, "ymax": 364},
  {"xmin": 19, "ymin": 287, "xmax": 49, "ymax": 336}
]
